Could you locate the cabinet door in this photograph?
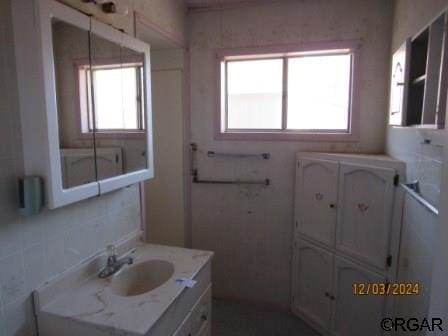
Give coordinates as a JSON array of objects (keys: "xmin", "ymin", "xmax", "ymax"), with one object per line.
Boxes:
[
  {"xmin": 389, "ymin": 40, "xmax": 410, "ymax": 126},
  {"xmin": 331, "ymin": 257, "xmax": 387, "ymax": 336},
  {"xmin": 292, "ymin": 239, "xmax": 333, "ymax": 333},
  {"xmin": 296, "ymin": 158, "xmax": 338, "ymax": 246},
  {"xmin": 336, "ymin": 163, "xmax": 395, "ymax": 270}
]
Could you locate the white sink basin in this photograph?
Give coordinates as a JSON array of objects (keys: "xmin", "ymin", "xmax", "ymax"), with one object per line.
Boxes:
[{"xmin": 110, "ymin": 260, "xmax": 175, "ymax": 297}]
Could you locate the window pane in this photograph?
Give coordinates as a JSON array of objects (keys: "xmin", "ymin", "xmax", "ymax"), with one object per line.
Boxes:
[
  {"xmin": 93, "ymin": 67, "xmax": 138, "ymax": 130},
  {"xmin": 287, "ymin": 54, "xmax": 351, "ymax": 130},
  {"xmin": 227, "ymin": 59, "xmax": 283, "ymax": 129}
]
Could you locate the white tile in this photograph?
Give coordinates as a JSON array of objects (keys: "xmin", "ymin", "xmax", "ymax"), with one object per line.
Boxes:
[
  {"xmin": 0, "ymin": 97, "xmax": 13, "ymax": 161},
  {"xmin": 0, "ymin": 209, "xmax": 22, "ymax": 261},
  {"xmin": 63, "ymin": 226, "xmax": 89, "ymax": 267},
  {"xmin": 23, "ymin": 244, "xmax": 46, "ymax": 292},
  {"xmin": 3, "ymin": 295, "xmax": 35, "ymax": 336},
  {"xmin": 64, "ymin": 227, "xmax": 87, "ymax": 268},
  {"xmin": 44, "ymin": 237, "xmax": 66, "ymax": 280},
  {"xmin": 0, "ymin": 158, "xmax": 17, "ymax": 210},
  {"xmin": 104, "ymin": 189, "xmax": 129, "ymax": 214},
  {"xmin": 20, "ymin": 215, "xmax": 45, "ymax": 250},
  {"xmin": 0, "ymin": 282, "xmax": 3, "ymax": 308},
  {"xmin": 79, "ymin": 194, "xmax": 107, "ymax": 221},
  {"xmin": 0, "ymin": 253, "xmax": 26, "ymax": 305},
  {"xmin": 42, "ymin": 208, "xmax": 76, "ymax": 241},
  {"xmin": 0, "ymin": 304, "xmax": 5, "ymax": 336},
  {"xmin": 112, "ymin": 206, "xmax": 140, "ymax": 240},
  {"xmin": 80, "ymin": 221, "xmax": 98, "ymax": 258},
  {"xmin": 84, "ymin": 216, "xmax": 110, "ymax": 254}
]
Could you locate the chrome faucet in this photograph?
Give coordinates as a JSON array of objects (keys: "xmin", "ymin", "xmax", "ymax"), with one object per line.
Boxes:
[{"xmin": 98, "ymin": 245, "xmax": 133, "ymax": 279}]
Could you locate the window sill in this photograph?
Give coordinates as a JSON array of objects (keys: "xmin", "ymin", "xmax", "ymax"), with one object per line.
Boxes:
[
  {"xmin": 78, "ymin": 132, "xmax": 146, "ymax": 140},
  {"xmin": 215, "ymin": 130, "xmax": 359, "ymax": 142}
]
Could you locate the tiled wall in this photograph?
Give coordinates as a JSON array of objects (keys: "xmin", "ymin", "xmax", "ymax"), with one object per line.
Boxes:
[
  {"xmin": 394, "ymin": 195, "xmax": 437, "ymax": 326},
  {"xmin": 387, "ymin": 0, "xmax": 448, "ymax": 322},
  {"xmin": 0, "ymin": 1, "xmax": 142, "ymax": 335},
  {"xmin": 387, "ymin": 128, "xmax": 444, "ymax": 207}
]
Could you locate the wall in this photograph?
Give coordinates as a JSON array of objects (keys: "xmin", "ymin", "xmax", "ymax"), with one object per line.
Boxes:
[
  {"xmin": 0, "ymin": 0, "xmax": 186, "ymax": 335},
  {"xmin": 145, "ymin": 49, "xmax": 187, "ymax": 247},
  {"xmin": 386, "ymin": 0, "xmax": 448, "ymax": 321},
  {"xmin": 394, "ymin": 195, "xmax": 437, "ymax": 327},
  {"xmin": 188, "ymin": 0, "xmax": 393, "ymax": 306},
  {"xmin": 427, "ymin": 120, "xmax": 448, "ymax": 335},
  {"xmin": 134, "ymin": 0, "xmax": 187, "ymax": 46}
]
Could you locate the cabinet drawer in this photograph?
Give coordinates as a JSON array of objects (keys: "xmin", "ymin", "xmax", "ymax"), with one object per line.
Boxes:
[
  {"xmin": 172, "ymin": 312, "xmax": 192, "ymax": 336},
  {"xmin": 196, "ymin": 321, "xmax": 210, "ymax": 336},
  {"xmin": 190, "ymin": 285, "xmax": 212, "ymax": 336}
]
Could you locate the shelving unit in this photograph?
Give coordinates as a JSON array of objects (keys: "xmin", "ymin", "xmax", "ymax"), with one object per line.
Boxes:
[{"xmin": 389, "ymin": 11, "xmax": 447, "ymax": 128}]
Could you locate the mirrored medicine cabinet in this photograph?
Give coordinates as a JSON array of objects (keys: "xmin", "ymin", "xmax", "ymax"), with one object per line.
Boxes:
[{"xmin": 12, "ymin": 0, "xmax": 154, "ymax": 209}]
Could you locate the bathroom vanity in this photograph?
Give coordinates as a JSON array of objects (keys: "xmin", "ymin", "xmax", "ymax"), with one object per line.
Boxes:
[{"xmin": 34, "ymin": 237, "xmax": 213, "ymax": 336}]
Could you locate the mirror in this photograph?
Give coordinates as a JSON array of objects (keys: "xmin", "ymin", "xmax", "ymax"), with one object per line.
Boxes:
[
  {"xmin": 90, "ymin": 33, "xmax": 148, "ymax": 180},
  {"xmin": 52, "ymin": 18, "xmax": 97, "ymax": 189},
  {"xmin": 52, "ymin": 18, "xmax": 149, "ymax": 191}
]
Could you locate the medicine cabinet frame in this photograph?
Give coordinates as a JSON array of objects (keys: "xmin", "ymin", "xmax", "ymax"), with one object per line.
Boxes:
[{"xmin": 12, "ymin": 0, "xmax": 154, "ymax": 209}]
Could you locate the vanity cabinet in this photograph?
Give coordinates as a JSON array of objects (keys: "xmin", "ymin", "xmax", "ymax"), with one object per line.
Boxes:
[
  {"xmin": 34, "ymin": 243, "xmax": 213, "ymax": 336},
  {"xmin": 173, "ymin": 285, "xmax": 211, "ymax": 336},
  {"xmin": 12, "ymin": 0, "xmax": 154, "ymax": 209},
  {"xmin": 292, "ymin": 153, "xmax": 404, "ymax": 336}
]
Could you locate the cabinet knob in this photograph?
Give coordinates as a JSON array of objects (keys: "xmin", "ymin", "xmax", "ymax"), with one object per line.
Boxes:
[
  {"xmin": 329, "ymin": 204, "xmax": 335, "ymax": 209},
  {"xmin": 325, "ymin": 292, "xmax": 335, "ymax": 300},
  {"xmin": 201, "ymin": 314, "xmax": 208, "ymax": 321}
]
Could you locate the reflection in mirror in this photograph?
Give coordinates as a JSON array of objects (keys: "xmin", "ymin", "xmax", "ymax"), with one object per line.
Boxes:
[
  {"xmin": 52, "ymin": 19, "xmax": 97, "ymax": 189},
  {"xmin": 89, "ymin": 34, "xmax": 148, "ymax": 180}
]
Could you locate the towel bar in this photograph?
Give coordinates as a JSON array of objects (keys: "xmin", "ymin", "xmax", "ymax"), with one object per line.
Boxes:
[
  {"xmin": 401, "ymin": 182, "xmax": 439, "ymax": 215},
  {"xmin": 193, "ymin": 177, "xmax": 270, "ymax": 186},
  {"xmin": 207, "ymin": 151, "xmax": 270, "ymax": 160}
]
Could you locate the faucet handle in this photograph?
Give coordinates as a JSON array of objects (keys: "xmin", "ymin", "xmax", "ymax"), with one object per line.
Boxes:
[
  {"xmin": 106, "ymin": 245, "xmax": 117, "ymax": 263},
  {"xmin": 107, "ymin": 244, "xmax": 117, "ymax": 255}
]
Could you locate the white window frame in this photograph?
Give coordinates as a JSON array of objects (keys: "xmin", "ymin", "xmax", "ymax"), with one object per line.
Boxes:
[
  {"xmin": 75, "ymin": 57, "xmax": 146, "ymax": 139},
  {"xmin": 215, "ymin": 40, "xmax": 362, "ymax": 141}
]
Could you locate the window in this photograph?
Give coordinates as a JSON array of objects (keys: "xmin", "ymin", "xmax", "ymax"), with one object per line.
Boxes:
[
  {"xmin": 78, "ymin": 61, "xmax": 145, "ymax": 134},
  {"xmin": 217, "ymin": 42, "xmax": 360, "ymax": 141}
]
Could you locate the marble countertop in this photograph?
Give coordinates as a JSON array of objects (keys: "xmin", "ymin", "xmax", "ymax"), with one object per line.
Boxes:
[{"xmin": 34, "ymin": 241, "xmax": 213, "ymax": 336}]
